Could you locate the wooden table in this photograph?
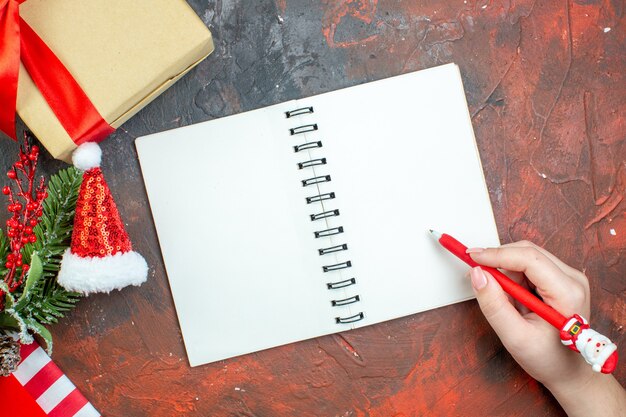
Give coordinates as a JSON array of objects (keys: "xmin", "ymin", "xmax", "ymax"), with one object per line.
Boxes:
[{"xmin": 1, "ymin": 1, "xmax": 624, "ymax": 416}]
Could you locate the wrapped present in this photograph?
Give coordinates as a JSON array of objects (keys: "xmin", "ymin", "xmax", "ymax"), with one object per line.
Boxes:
[
  {"xmin": 0, "ymin": 0, "xmax": 214, "ymax": 161},
  {"xmin": 0, "ymin": 341, "xmax": 100, "ymax": 417}
]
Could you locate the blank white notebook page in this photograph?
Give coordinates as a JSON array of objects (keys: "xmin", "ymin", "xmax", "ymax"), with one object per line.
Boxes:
[
  {"xmin": 295, "ymin": 64, "xmax": 500, "ymax": 327},
  {"xmin": 136, "ymin": 101, "xmax": 343, "ymax": 366},
  {"xmin": 136, "ymin": 63, "xmax": 500, "ymax": 367}
]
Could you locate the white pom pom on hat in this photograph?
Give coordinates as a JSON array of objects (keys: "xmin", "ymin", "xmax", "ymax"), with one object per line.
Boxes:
[{"xmin": 72, "ymin": 142, "xmax": 102, "ymax": 171}]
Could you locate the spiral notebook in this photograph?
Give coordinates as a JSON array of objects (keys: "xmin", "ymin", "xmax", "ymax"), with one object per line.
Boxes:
[{"xmin": 136, "ymin": 63, "xmax": 500, "ymax": 367}]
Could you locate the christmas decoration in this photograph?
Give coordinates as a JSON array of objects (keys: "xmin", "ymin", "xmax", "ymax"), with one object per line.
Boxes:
[
  {"xmin": 0, "ymin": 135, "xmax": 146, "ymax": 417},
  {"xmin": 560, "ymin": 314, "xmax": 618, "ymax": 373},
  {"xmin": 0, "ymin": 133, "xmax": 82, "ymax": 353},
  {"xmin": 3, "ymin": 340, "xmax": 101, "ymax": 416},
  {"xmin": 0, "ymin": 333, "xmax": 20, "ymax": 376},
  {"xmin": 57, "ymin": 142, "xmax": 148, "ymax": 294}
]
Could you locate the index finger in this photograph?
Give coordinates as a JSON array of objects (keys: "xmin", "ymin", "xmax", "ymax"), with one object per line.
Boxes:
[
  {"xmin": 468, "ymin": 246, "xmax": 575, "ymax": 305},
  {"xmin": 499, "ymin": 240, "xmax": 585, "ymax": 282}
]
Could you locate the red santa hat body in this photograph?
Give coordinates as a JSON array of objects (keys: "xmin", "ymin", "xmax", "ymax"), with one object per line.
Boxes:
[{"xmin": 57, "ymin": 143, "xmax": 148, "ymax": 294}]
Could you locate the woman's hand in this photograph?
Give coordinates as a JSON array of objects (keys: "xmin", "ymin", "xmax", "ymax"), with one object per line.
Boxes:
[{"xmin": 466, "ymin": 241, "xmax": 625, "ymax": 417}]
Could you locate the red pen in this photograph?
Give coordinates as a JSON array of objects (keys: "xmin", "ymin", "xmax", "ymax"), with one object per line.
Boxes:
[{"xmin": 430, "ymin": 230, "xmax": 618, "ymax": 374}]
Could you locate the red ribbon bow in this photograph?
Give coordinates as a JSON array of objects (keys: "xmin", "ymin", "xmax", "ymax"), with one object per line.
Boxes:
[{"xmin": 0, "ymin": 0, "xmax": 113, "ymax": 143}]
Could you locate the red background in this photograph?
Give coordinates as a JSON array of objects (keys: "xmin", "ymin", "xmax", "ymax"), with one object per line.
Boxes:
[{"xmin": 1, "ymin": 0, "xmax": 624, "ymax": 416}]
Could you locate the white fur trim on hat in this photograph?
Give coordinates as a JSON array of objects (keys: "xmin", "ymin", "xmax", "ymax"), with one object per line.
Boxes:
[
  {"xmin": 72, "ymin": 142, "xmax": 102, "ymax": 171},
  {"xmin": 57, "ymin": 248, "xmax": 148, "ymax": 294}
]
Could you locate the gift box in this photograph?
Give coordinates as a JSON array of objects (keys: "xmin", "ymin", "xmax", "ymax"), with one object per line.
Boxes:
[
  {"xmin": 0, "ymin": 341, "xmax": 100, "ymax": 417},
  {"xmin": 4, "ymin": 0, "xmax": 214, "ymax": 161}
]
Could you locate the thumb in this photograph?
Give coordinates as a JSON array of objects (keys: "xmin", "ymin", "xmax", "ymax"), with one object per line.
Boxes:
[{"xmin": 470, "ymin": 267, "xmax": 530, "ymax": 348}]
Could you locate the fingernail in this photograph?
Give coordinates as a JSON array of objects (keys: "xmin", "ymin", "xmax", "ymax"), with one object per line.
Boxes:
[
  {"xmin": 470, "ymin": 267, "xmax": 487, "ymax": 290},
  {"xmin": 466, "ymin": 247, "xmax": 484, "ymax": 254}
]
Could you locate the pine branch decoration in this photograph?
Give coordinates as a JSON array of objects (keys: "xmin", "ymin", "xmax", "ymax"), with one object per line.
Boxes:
[
  {"xmin": 21, "ymin": 167, "xmax": 83, "ymax": 325},
  {"xmin": 1, "ymin": 162, "xmax": 83, "ymax": 353},
  {"xmin": 0, "ymin": 230, "xmax": 7, "ymax": 278}
]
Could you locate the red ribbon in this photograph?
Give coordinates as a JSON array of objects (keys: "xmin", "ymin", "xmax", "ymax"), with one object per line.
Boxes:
[{"xmin": 0, "ymin": 0, "xmax": 114, "ymax": 144}]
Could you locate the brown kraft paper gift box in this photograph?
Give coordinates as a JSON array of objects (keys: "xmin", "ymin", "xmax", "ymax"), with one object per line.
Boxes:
[{"xmin": 15, "ymin": 0, "xmax": 214, "ymax": 161}]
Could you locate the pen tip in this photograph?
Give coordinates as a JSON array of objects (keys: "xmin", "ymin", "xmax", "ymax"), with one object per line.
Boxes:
[{"xmin": 429, "ymin": 229, "xmax": 442, "ymax": 239}]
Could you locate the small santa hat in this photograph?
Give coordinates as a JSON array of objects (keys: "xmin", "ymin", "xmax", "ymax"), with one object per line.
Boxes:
[{"xmin": 57, "ymin": 143, "xmax": 148, "ymax": 294}]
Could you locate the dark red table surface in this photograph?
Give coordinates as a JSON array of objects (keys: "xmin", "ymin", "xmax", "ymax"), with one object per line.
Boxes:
[{"xmin": 1, "ymin": 1, "xmax": 624, "ymax": 416}]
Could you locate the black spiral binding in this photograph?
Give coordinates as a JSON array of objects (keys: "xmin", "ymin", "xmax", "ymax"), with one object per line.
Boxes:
[
  {"xmin": 336, "ymin": 313, "xmax": 364, "ymax": 324},
  {"xmin": 294, "ymin": 141, "xmax": 322, "ymax": 153},
  {"xmin": 318, "ymin": 243, "xmax": 347, "ymax": 255},
  {"xmin": 314, "ymin": 227, "xmax": 343, "ymax": 238},
  {"xmin": 287, "ymin": 105, "xmax": 364, "ymax": 325},
  {"xmin": 302, "ymin": 175, "xmax": 331, "ymax": 187},
  {"xmin": 290, "ymin": 124, "xmax": 318, "ymax": 135},
  {"xmin": 326, "ymin": 278, "xmax": 356, "ymax": 289},
  {"xmin": 323, "ymin": 261, "xmax": 352, "ymax": 272},
  {"xmin": 310, "ymin": 209, "xmax": 340, "ymax": 221},
  {"xmin": 306, "ymin": 192, "xmax": 335, "ymax": 204},
  {"xmin": 285, "ymin": 106, "xmax": 314, "ymax": 118},
  {"xmin": 298, "ymin": 158, "xmax": 326, "ymax": 169},
  {"xmin": 331, "ymin": 295, "xmax": 360, "ymax": 306}
]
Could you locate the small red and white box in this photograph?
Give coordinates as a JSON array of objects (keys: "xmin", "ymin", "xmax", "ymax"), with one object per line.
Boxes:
[{"xmin": 0, "ymin": 342, "xmax": 100, "ymax": 417}]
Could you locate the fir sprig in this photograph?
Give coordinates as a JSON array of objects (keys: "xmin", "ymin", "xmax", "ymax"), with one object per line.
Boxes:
[
  {"xmin": 21, "ymin": 167, "xmax": 83, "ymax": 325},
  {"xmin": 23, "ymin": 168, "xmax": 82, "ymax": 291},
  {"xmin": 0, "ymin": 230, "xmax": 7, "ymax": 278},
  {"xmin": 1, "ymin": 167, "xmax": 83, "ymax": 352}
]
